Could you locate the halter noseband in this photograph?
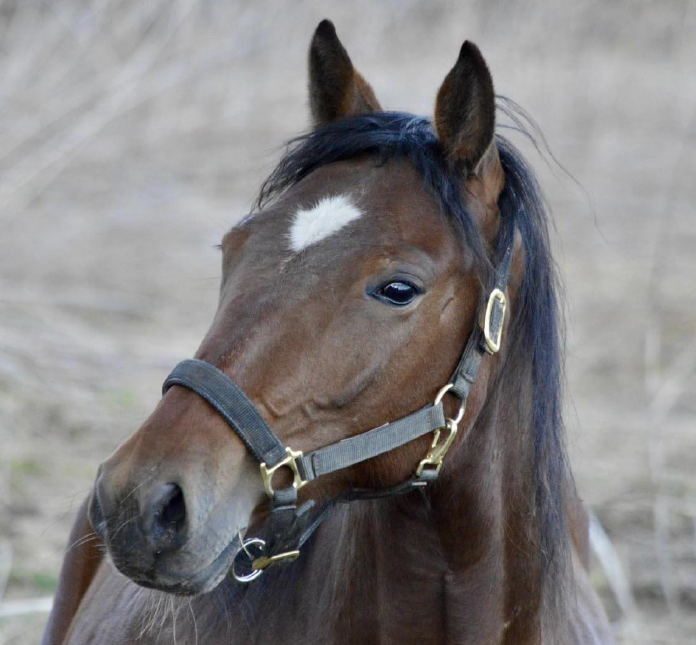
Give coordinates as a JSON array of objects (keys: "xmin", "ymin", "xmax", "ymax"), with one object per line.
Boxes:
[{"xmin": 162, "ymin": 233, "xmax": 513, "ymax": 583}]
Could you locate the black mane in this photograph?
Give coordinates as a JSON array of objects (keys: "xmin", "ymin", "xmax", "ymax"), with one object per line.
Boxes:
[{"xmin": 255, "ymin": 110, "xmax": 570, "ymax": 600}]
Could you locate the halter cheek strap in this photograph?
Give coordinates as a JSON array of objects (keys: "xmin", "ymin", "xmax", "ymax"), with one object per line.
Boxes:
[
  {"xmin": 161, "ymin": 231, "xmax": 513, "ymax": 583},
  {"xmin": 451, "ymin": 241, "xmax": 512, "ymax": 399}
]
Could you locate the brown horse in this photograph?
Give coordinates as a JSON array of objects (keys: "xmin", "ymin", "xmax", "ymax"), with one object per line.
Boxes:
[{"xmin": 43, "ymin": 20, "xmax": 614, "ymax": 645}]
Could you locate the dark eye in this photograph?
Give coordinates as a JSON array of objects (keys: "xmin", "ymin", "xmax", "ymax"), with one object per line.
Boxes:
[{"xmin": 374, "ymin": 281, "xmax": 420, "ymax": 306}]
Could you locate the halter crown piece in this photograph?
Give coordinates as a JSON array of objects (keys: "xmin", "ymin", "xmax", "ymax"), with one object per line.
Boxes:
[{"xmin": 162, "ymin": 227, "xmax": 513, "ymax": 583}]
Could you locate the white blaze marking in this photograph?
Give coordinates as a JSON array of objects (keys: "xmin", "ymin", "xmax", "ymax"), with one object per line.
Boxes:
[{"xmin": 289, "ymin": 194, "xmax": 363, "ymax": 252}]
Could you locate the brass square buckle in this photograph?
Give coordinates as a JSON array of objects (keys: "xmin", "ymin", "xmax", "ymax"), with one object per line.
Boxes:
[
  {"xmin": 260, "ymin": 447, "xmax": 307, "ymax": 498},
  {"xmin": 482, "ymin": 288, "xmax": 507, "ymax": 354}
]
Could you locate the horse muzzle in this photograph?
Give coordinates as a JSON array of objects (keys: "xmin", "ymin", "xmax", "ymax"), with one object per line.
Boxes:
[{"xmin": 88, "ymin": 458, "xmax": 256, "ymax": 595}]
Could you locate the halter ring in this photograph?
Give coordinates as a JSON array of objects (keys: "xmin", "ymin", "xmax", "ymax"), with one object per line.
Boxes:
[
  {"xmin": 433, "ymin": 383, "xmax": 465, "ymax": 425},
  {"xmin": 232, "ymin": 537, "xmax": 266, "ymax": 583}
]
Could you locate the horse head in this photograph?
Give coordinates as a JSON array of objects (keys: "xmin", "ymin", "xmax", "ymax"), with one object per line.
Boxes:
[{"xmin": 88, "ymin": 20, "xmax": 513, "ymax": 596}]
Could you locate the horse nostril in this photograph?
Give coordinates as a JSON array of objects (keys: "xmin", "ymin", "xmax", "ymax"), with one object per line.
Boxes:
[
  {"xmin": 159, "ymin": 484, "xmax": 186, "ymax": 527},
  {"xmin": 145, "ymin": 483, "xmax": 187, "ymax": 551}
]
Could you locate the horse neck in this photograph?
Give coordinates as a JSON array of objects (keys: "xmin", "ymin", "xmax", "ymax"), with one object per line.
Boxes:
[{"xmin": 293, "ymin": 356, "xmax": 553, "ymax": 644}]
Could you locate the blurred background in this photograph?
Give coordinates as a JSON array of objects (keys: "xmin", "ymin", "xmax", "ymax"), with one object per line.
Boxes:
[{"xmin": 0, "ymin": 0, "xmax": 694, "ymax": 643}]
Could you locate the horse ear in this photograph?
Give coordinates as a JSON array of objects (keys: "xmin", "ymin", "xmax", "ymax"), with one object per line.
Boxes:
[
  {"xmin": 434, "ymin": 41, "xmax": 496, "ymax": 171},
  {"xmin": 308, "ymin": 19, "xmax": 382, "ymax": 127}
]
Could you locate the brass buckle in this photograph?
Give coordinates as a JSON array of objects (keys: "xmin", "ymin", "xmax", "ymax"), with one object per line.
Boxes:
[
  {"xmin": 251, "ymin": 549, "xmax": 301, "ymax": 571},
  {"xmin": 483, "ymin": 288, "xmax": 507, "ymax": 354},
  {"xmin": 260, "ymin": 447, "xmax": 307, "ymax": 498},
  {"xmin": 415, "ymin": 384, "xmax": 466, "ymax": 477},
  {"xmin": 416, "ymin": 418, "xmax": 459, "ymax": 477}
]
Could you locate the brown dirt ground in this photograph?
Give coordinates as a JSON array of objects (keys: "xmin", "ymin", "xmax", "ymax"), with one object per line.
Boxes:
[{"xmin": 1, "ymin": 1, "xmax": 695, "ymax": 643}]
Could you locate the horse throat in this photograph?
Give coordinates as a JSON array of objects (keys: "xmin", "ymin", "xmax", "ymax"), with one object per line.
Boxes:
[{"xmin": 286, "ymin": 374, "xmax": 549, "ymax": 645}]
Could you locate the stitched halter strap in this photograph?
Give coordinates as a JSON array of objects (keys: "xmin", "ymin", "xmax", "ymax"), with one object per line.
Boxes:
[
  {"xmin": 161, "ymin": 228, "xmax": 513, "ymax": 582},
  {"xmin": 163, "ymin": 360, "xmax": 447, "ymax": 480}
]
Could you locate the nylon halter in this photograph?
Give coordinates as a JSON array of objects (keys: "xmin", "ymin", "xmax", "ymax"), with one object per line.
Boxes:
[{"xmin": 162, "ymin": 230, "xmax": 513, "ymax": 583}]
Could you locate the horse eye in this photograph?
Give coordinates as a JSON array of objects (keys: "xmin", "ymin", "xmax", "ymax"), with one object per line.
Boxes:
[{"xmin": 374, "ymin": 281, "xmax": 419, "ymax": 306}]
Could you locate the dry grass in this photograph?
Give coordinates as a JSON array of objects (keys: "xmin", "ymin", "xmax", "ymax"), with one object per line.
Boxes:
[{"xmin": 1, "ymin": 1, "xmax": 695, "ymax": 643}]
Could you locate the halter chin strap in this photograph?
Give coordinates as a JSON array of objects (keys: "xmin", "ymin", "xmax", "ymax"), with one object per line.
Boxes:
[{"xmin": 161, "ymin": 229, "xmax": 513, "ymax": 583}]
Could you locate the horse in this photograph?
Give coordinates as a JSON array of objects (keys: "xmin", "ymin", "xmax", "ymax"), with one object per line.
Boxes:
[{"xmin": 43, "ymin": 20, "xmax": 614, "ymax": 645}]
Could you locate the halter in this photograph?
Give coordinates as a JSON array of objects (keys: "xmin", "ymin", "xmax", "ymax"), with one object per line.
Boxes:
[{"xmin": 162, "ymin": 229, "xmax": 513, "ymax": 583}]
